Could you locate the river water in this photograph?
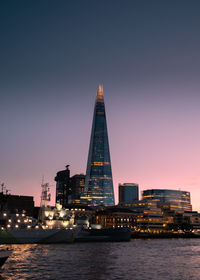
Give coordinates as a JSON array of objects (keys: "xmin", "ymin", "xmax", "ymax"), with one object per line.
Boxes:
[{"xmin": 1, "ymin": 239, "xmax": 200, "ymax": 280}]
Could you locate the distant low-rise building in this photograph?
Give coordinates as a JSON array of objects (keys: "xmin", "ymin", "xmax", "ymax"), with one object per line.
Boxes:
[
  {"xmin": 95, "ymin": 200, "xmax": 164, "ymax": 233},
  {"xmin": 122, "ymin": 199, "xmax": 164, "ymax": 233},
  {"xmin": 0, "ymin": 192, "xmax": 34, "ymax": 216},
  {"xmin": 95, "ymin": 207, "xmax": 137, "ymax": 229},
  {"xmin": 163, "ymin": 210, "xmax": 200, "ymax": 232}
]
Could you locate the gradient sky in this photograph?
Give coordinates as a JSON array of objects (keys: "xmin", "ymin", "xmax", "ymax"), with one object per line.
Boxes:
[{"xmin": 1, "ymin": 0, "xmax": 200, "ymax": 209}]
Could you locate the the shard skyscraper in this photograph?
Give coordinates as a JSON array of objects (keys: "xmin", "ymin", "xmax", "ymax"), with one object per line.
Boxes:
[{"xmin": 82, "ymin": 85, "xmax": 115, "ymax": 206}]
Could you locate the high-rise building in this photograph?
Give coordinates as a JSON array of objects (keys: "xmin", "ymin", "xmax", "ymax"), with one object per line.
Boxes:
[
  {"xmin": 82, "ymin": 85, "xmax": 115, "ymax": 206},
  {"xmin": 55, "ymin": 165, "xmax": 70, "ymax": 207},
  {"xmin": 119, "ymin": 183, "xmax": 139, "ymax": 204},
  {"xmin": 70, "ymin": 174, "xmax": 85, "ymax": 204},
  {"xmin": 55, "ymin": 165, "xmax": 86, "ymax": 207}
]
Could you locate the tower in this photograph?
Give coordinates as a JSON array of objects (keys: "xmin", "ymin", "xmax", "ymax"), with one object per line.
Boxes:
[
  {"xmin": 55, "ymin": 165, "xmax": 70, "ymax": 207},
  {"xmin": 83, "ymin": 85, "xmax": 115, "ymax": 206}
]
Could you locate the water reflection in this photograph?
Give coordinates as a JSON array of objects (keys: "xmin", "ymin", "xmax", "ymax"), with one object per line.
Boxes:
[
  {"xmin": 76, "ymin": 243, "xmax": 114, "ymax": 280},
  {"xmin": 1, "ymin": 240, "xmax": 200, "ymax": 280}
]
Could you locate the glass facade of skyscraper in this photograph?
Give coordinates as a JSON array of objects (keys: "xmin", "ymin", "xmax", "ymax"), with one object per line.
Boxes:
[
  {"xmin": 119, "ymin": 183, "xmax": 139, "ymax": 204},
  {"xmin": 142, "ymin": 189, "xmax": 192, "ymax": 212},
  {"xmin": 82, "ymin": 85, "xmax": 115, "ymax": 206}
]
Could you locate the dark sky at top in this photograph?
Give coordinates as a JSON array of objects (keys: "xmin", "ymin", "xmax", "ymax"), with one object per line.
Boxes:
[
  {"xmin": 1, "ymin": 0, "xmax": 200, "ymax": 208},
  {"xmin": 1, "ymin": 1, "xmax": 200, "ymax": 95}
]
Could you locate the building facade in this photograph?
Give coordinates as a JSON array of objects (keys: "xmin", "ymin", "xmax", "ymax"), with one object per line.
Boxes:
[
  {"xmin": 95, "ymin": 201, "xmax": 164, "ymax": 233},
  {"xmin": 82, "ymin": 85, "xmax": 115, "ymax": 206},
  {"xmin": 119, "ymin": 183, "xmax": 138, "ymax": 204},
  {"xmin": 0, "ymin": 192, "xmax": 34, "ymax": 216},
  {"xmin": 142, "ymin": 189, "xmax": 192, "ymax": 212},
  {"xmin": 55, "ymin": 165, "xmax": 71, "ymax": 207},
  {"xmin": 55, "ymin": 165, "xmax": 85, "ymax": 207},
  {"xmin": 70, "ymin": 174, "xmax": 85, "ymax": 204}
]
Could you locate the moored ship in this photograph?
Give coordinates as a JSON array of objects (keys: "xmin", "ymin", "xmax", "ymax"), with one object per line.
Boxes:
[
  {"xmin": 0, "ymin": 183, "xmax": 76, "ymax": 244},
  {"xmin": 74, "ymin": 219, "xmax": 131, "ymax": 242},
  {"xmin": 0, "ymin": 207, "xmax": 76, "ymax": 244},
  {"xmin": 75, "ymin": 226, "xmax": 131, "ymax": 242},
  {"xmin": 0, "ymin": 227, "xmax": 74, "ymax": 244}
]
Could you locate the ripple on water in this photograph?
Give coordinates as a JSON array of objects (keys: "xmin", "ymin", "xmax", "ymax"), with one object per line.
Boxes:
[{"xmin": 1, "ymin": 240, "xmax": 200, "ymax": 280}]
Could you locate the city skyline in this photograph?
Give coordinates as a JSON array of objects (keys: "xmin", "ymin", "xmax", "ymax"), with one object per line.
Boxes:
[{"xmin": 1, "ymin": 1, "xmax": 200, "ymax": 210}]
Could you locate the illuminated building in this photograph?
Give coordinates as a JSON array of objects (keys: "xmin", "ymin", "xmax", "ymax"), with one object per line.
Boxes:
[
  {"xmin": 95, "ymin": 207, "xmax": 137, "ymax": 229},
  {"xmin": 181, "ymin": 211, "xmax": 200, "ymax": 230},
  {"xmin": 55, "ymin": 166, "xmax": 85, "ymax": 207},
  {"xmin": 162, "ymin": 211, "xmax": 200, "ymax": 232},
  {"xmin": 119, "ymin": 183, "xmax": 138, "ymax": 204},
  {"xmin": 128, "ymin": 200, "xmax": 164, "ymax": 232},
  {"xmin": 70, "ymin": 174, "xmax": 85, "ymax": 204},
  {"xmin": 121, "ymin": 200, "xmax": 164, "ymax": 232},
  {"xmin": 95, "ymin": 201, "xmax": 164, "ymax": 233},
  {"xmin": 82, "ymin": 85, "xmax": 115, "ymax": 206},
  {"xmin": 0, "ymin": 192, "xmax": 34, "ymax": 216},
  {"xmin": 55, "ymin": 165, "xmax": 70, "ymax": 207},
  {"xmin": 142, "ymin": 189, "xmax": 192, "ymax": 212}
]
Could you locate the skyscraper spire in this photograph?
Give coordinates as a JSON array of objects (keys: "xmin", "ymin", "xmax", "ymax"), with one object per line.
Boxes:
[
  {"xmin": 82, "ymin": 85, "xmax": 115, "ymax": 206},
  {"xmin": 96, "ymin": 84, "xmax": 104, "ymax": 101}
]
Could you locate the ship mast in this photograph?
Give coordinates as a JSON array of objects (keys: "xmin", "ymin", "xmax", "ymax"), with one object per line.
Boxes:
[{"xmin": 38, "ymin": 180, "xmax": 51, "ymax": 222}]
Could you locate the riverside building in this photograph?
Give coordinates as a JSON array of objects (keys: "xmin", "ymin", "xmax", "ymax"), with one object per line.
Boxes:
[
  {"xmin": 0, "ymin": 192, "xmax": 34, "ymax": 217},
  {"xmin": 81, "ymin": 85, "xmax": 115, "ymax": 206},
  {"xmin": 142, "ymin": 189, "xmax": 192, "ymax": 212},
  {"xmin": 95, "ymin": 200, "xmax": 164, "ymax": 233}
]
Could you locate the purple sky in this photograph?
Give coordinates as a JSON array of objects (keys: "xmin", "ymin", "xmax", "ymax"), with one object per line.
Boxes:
[{"xmin": 1, "ymin": 1, "xmax": 200, "ymax": 209}]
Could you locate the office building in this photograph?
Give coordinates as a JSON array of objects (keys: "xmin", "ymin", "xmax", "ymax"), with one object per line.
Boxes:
[
  {"xmin": 119, "ymin": 183, "xmax": 138, "ymax": 204},
  {"xmin": 95, "ymin": 200, "xmax": 164, "ymax": 233},
  {"xmin": 82, "ymin": 85, "xmax": 115, "ymax": 206},
  {"xmin": 142, "ymin": 189, "xmax": 192, "ymax": 212},
  {"xmin": 55, "ymin": 165, "xmax": 71, "ymax": 207},
  {"xmin": 55, "ymin": 166, "xmax": 85, "ymax": 207},
  {"xmin": 70, "ymin": 174, "xmax": 85, "ymax": 204}
]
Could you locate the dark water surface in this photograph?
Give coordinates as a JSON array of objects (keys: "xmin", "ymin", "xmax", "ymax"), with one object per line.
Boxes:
[{"xmin": 1, "ymin": 239, "xmax": 200, "ymax": 280}]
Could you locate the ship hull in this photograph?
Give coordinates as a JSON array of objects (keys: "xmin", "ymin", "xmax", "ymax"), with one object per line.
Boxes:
[
  {"xmin": 75, "ymin": 227, "xmax": 131, "ymax": 242},
  {"xmin": 0, "ymin": 228, "xmax": 74, "ymax": 244}
]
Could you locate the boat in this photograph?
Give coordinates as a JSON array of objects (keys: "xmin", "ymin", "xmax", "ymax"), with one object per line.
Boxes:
[
  {"xmin": 0, "ymin": 247, "xmax": 12, "ymax": 268},
  {"xmin": 75, "ymin": 227, "xmax": 131, "ymax": 242},
  {"xmin": 0, "ymin": 183, "xmax": 76, "ymax": 244},
  {"xmin": 0, "ymin": 226, "xmax": 75, "ymax": 244},
  {"xmin": 0, "ymin": 205, "xmax": 76, "ymax": 244}
]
